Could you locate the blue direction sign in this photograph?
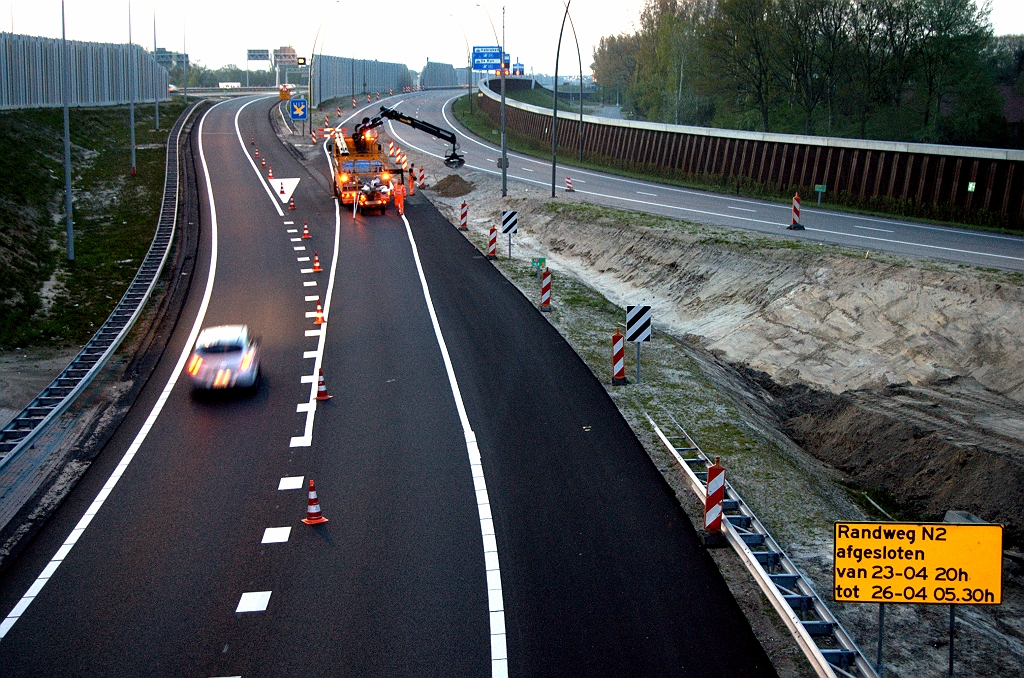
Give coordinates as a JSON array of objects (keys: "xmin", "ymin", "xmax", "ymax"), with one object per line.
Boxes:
[
  {"xmin": 289, "ymin": 99, "xmax": 308, "ymax": 121},
  {"xmin": 472, "ymin": 46, "xmax": 509, "ymax": 71},
  {"xmin": 512, "ymin": 62, "xmax": 525, "ymax": 76}
]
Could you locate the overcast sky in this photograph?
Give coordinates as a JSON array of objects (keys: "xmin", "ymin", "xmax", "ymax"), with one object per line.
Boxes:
[{"xmin": 5, "ymin": 0, "xmax": 1023, "ymax": 75}]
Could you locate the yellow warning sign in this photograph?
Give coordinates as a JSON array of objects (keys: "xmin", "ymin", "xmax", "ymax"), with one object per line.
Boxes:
[{"xmin": 833, "ymin": 522, "xmax": 1002, "ymax": 605}]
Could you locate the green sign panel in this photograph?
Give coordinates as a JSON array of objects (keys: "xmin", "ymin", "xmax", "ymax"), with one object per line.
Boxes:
[
  {"xmin": 531, "ymin": 257, "xmax": 546, "ymax": 269},
  {"xmin": 967, "ymin": 182, "xmax": 977, "ymax": 193},
  {"xmin": 814, "ymin": 184, "xmax": 827, "ymax": 193}
]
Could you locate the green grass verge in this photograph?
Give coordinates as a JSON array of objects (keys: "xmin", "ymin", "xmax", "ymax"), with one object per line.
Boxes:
[{"xmin": 0, "ymin": 100, "xmax": 189, "ymax": 349}]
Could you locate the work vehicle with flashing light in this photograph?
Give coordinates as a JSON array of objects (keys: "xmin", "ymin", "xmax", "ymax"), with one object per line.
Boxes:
[{"xmin": 186, "ymin": 325, "xmax": 261, "ymax": 392}]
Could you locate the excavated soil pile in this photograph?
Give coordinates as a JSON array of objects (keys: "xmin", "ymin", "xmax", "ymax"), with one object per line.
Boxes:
[{"xmin": 429, "ymin": 174, "xmax": 475, "ymax": 198}]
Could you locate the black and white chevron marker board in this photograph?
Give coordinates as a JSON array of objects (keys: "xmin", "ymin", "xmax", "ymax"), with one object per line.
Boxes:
[
  {"xmin": 501, "ymin": 210, "xmax": 518, "ymax": 234},
  {"xmin": 625, "ymin": 305, "xmax": 652, "ymax": 343}
]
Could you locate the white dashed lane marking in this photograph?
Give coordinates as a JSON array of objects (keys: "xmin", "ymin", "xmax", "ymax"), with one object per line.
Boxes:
[
  {"xmin": 261, "ymin": 527, "xmax": 291, "ymax": 544},
  {"xmin": 304, "ymin": 295, "xmax": 319, "ymax": 301},
  {"xmin": 304, "ymin": 329, "xmax": 321, "ymax": 337},
  {"xmin": 235, "ymin": 591, "xmax": 271, "ymax": 613},
  {"xmin": 303, "ymin": 281, "xmax": 317, "ymax": 287},
  {"xmin": 727, "ymin": 206, "xmax": 756, "ymax": 212},
  {"xmin": 300, "ymin": 268, "xmax": 313, "ymax": 273},
  {"xmin": 300, "ymin": 375, "xmax": 316, "ymax": 383},
  {"xmin": 637, "ymin": 191, "xmax": 658, "ymax": 197},
  {"xmin": 283, "ymin": 221, "xmax": 294, "ymax": 225},
  {"xmin": 287, "ymin": 229, "xmax": 297, "ymax": 233},
  {"xmin": 297, "ymin": 256, "xmax": 310, "ymax": 262},
  {"xmin": 293, "ymin": 246, "xmax": 305, "ymax": 251},
  {"xmin": 290, "ymin": 238, "xmax": 302, "ymax": 242},
  {"xmin": 303, "ymin": 350, "xmax": 317, "ymax": 358},
  {"xmin": 278, "ymin": 476, "xmax": 304, "ymax": 490}
]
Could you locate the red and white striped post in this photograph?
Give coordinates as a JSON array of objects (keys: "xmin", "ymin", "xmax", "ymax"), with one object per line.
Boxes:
[
  {"xmin": 352, "ymin": 98, "xmax": 357, "ymax": 108},
  {"xmin": 487, "ymin": 226, "xmax": 498, "ymax": 260},
  {"xmin": 418, "ymin": 167, "xmax": 426, "ymax": 188},
  {"xmin": 336, "ymin": 105, "xmax": 342, "ymax": 117},
  {"xmin": 388, "ymin": 140, "xmax": 395, "ymax": 157},
  {"xmin": 705, "ymin": 457, "xmax": 726, "ymax": 533},
  {"xmin": 788, "ymin": 192, "xmax": 804, "ymax": 230},
  {"xmin": 540, "ymin": 268, "xmax": 551, "ymax": 312},
  {"xmin": 459, "ymin": 201, "xmax": 468, "ymax": 230},
  {"xmin": 612, "ymin": 329, "xmax": 627, "ymax": 385},
  {"xmin": 565, "ymin": 176, "xmax": 574, "ymax": 192}
]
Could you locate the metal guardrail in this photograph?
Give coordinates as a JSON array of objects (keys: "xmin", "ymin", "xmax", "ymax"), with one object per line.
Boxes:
[
  {"xmin": 645, "ymin": 411, "xmax": 878, "ymax": 678},
  {"xmin": 0, "ymin": 101, "xmax": 200, "ymax": 466}
]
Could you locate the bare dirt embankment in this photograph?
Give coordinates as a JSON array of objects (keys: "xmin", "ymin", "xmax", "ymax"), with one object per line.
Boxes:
[{"xmin": 496, "ymin": 197, "xmax": 1024, "ymax": 546}]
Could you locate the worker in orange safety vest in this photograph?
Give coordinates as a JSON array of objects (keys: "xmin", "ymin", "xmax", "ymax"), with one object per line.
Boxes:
[{"xmin": 393, "ymin": 179, "xmax": 406, "ymax": 215}]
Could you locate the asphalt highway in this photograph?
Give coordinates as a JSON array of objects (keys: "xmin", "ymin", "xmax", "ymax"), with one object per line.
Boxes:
[
  {"xmin": 390, "ymin": 90, "xmax": 1024, "ymax": 273},
  {"xmin": 0, "ymin": 95, "xmax": 776, "ymax": 676}
]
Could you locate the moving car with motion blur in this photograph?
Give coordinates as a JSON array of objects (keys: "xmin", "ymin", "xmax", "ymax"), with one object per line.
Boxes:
[{"xmin": 186, "ymin": 325, "xmax": 261, "ymax": 392}]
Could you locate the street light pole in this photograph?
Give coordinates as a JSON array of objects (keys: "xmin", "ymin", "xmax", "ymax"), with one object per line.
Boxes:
[
  {"xmin": 500, "ymin": 5, "xmax": 507, "ymax": 197},
  {"xmin": 152, "ymin": 9, "xmax": 159, "ymax": 131},
  {"xmin": 551, "ymin": 0, "xmax": 571, "ymax": 197},
  {"xmin": 128, "ymin": 0, "xmax": 136, "ymax": 176},
  {"xmin": 61, "ymin": 0, "xmax": 74, "ymax": 261}
]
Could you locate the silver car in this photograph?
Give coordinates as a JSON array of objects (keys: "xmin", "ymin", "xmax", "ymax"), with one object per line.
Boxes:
[{"xmin": 186, "ymin": 325, "xmax": 261, "ymax": 391}]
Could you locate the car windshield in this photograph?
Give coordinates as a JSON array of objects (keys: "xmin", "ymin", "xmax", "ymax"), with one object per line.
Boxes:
[{"xmin": 197, "ymin": 343, "xmax": 243, "ymax": 354}]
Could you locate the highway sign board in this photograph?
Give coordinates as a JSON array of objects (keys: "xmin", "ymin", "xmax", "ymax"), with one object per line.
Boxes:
[
  {"xmin": 513, "ymin": 63, "xmax": 525, "ymax": 76},
  {"xmin": 968, "ymin": 181, "xmax": 977, "ymax": 193},
  {"xmin": 247, "ymin": 49, "xmax": 269, "ymax": 61},
  {"xmin": 814, "ymin": 184, "xmax": 826, "ymax": 193},
  {"xmin": 472, "ymin": 46, "xmax": 509, "ymax": 71},
  {"xmin": 290, "ymin": 99, "xmax": 308, "ymax": 121},
  {"xmin": 501, "ymin": 210, "xmax": 518, "ymax": 234},
  {"xmin": 625, "ymin": 306, "xmax": 652, "ymax": 343},
  {"xmin": 833, "ymin": 522, "xmax": 1003, "ymax": 604},
  {"xmin": 531, "ymin": 257, "xmax": 546, "ymax": 268},
  {"xmin": 473, "ymin": 46, "xmax": 501, "ymax": 70}
]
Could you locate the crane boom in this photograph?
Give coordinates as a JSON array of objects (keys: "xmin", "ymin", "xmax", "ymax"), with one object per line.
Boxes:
[{"xmin": 355, "ymin": 106, "xmax": 465, "ymax": 169}]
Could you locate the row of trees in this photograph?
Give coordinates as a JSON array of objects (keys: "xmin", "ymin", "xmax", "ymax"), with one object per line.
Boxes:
[{"xmin": 592, "ymin": 0, "xmax": 1024, "ymax": 147}]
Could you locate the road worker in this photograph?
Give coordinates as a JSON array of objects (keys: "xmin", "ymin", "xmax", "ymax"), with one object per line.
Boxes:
[{"xmin": 393, "ymin": 178, "xmax": 406, "ymax": 215}]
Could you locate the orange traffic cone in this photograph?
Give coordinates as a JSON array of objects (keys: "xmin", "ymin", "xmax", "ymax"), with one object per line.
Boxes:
[
  {"xmin": 268, "ymin": 166, "xmax": 274, "ymax": 179},
  {"xmin": 289, "ymin": 197, "xmax": 296, "ymax": 211},
  {"xmin": 261, "ymin": 156, "xmax": 266, "ymax": 168},
  {"xmin": 302, "ymin": 221, "xmax": 311, "ymax": 239},
  {"xmin": 301, "ymin": 479, "xmax": 328, "ymax": 525},
  {"xmin": 313, "ymin": 303, "xmax": 324, "ymax": 325},
  {"xmin": 315, "ymin": 368, "xmax": 332, "ymax": 401},
  {"xmin": 312, "ymin": 252, "xmax": 322, "ymax": 272},
  {"xmin": 250, "ymin": 134, "xmax": 254, "ymax": 145},
  {"xmin": 254, "ymin": 148, "xmax": 259, "ymax": 158}
]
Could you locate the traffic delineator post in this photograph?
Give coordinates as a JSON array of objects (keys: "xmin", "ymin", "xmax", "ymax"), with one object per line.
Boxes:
[
  {"xmin": 352, "ymin": 98, "xmax": 356, "ymax": 108},
  {"xmin": 301, "ymin": 479, "xmax": 329, "ymax": 525},
  {"xmin": 336, "ymin": 105, "xmax": 342, "ymax": 117},
  {"xmin": 315, "ymin": 368, "xmax": 332, "ymax": 401},
  {"xmin": 705, "ymin": 457, "xmax": 726, "ymax": 533},
  {"xmin": 565, "ymin": 176, "xmax": 574, "ymax": 192},
  {"xmin": 788, "ymin": 192, "xmax": 804, "ymax": 230},
  {"xmin": 367, "ymin": 94, "xmax": 371, "ymax": 103},
  {"xmin": 612, "ymin": 329, "xmax": 627, "ymax": 385},
  {"xmin": 459, "ymin": 201, "xmax": 468, "ymax": 230},
  {"xmin": 540, "ymin": 267, "xmax": 551, "ymax": 312},
  {"xmin": 418, "ymin": 167, "xmax": 426, "ymax": 189},
  {"xmin": 313, "ymin": 302, "xmax": 324, "ymax": 325},
  {"xmin": 312, "ymin": 252, "xmax": 322, "ymax": 272},
  {"xmin": 289, "ymin": 197, "xmax": 296, "ymax": 211},
  {"xmin": 487, "ymin": 225, "xmax": 497, "ymax": 260},
  {"xmin": 302, "ymin": 221, "xmax": 311, "ymax": 239}
]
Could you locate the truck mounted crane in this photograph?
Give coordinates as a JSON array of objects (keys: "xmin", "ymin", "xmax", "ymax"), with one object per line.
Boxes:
[{"xmin": 354, "ymin": 106, "xmax": 465, "ymax": 169}]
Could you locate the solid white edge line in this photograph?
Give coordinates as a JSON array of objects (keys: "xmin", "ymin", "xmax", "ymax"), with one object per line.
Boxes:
[
  {"xmin": 235, "ymin": 95, "xmax": 284, "ymax": 217},
  {"xmin": 400, "ymin": 213, "xmax": 507, "ymax": 678},
  {"xmin": 289, "ymin": 144, "xmax": 342, "ymax": 448},
  {"xmin": 0, "ymin": 98, "xmax": 231, "ymax": 640}
]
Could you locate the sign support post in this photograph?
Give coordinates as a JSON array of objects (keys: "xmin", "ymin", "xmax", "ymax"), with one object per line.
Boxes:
[
  {"xmin": 876, "ymin": 603, "xmax": 885, "ymax": 677},
  {"xmin": 625, "ymin": 305, "xmax": 652, "ymax": 383}
]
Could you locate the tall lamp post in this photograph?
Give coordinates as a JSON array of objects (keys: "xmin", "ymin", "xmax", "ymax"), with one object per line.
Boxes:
[
  {"xmin": 61, "ymin": 0, "xmax": 74, "ymax": 261},
  {"xmin": 152, "ymin": 9, "xmax": 159, "ymax": 131},
  {"xmin": 551, "ymin": 0, "xmax": 571, "ymax": 197},
  {"xmin": 477, "ymin": 3, "xmax": 507, "ymax": 196},
  {"xmin": 128, "ymin": 0, "xmax": 136, "ymax": 176}
]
